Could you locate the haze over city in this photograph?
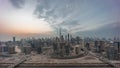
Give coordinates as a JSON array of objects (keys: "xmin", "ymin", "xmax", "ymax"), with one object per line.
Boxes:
[
  {"xmin": 0, "ymin": 0, "xmax": 120, "ymax": 41},
  {"xmin": 0, "ymin": 0, "xmax": 120, "ymax": 68}
]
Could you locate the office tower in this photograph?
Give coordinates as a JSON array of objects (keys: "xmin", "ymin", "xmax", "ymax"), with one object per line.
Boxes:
[
  {"xmin": 94, "ymin": 41, "xmax": 104, "ymax": 53},
  {"xmin": 64, "ymin": 44, "xmax": 70, "ymax": 55},
  {"xmin": 75, "ymin": 46, "xmax": 79, "ymax": 55},
  {"xmin": 59, "ymin": 42, "xmax": 66, "ymax": 57},
  {"xmin": 22, "ymin": 45, "xmax": 32, "ymax": 54},
  {"xmin": 106, "ymin": 46, "xmax": 118, "ymax": 60},
  {"xmin": 0, "ymin": 42, "xmax": 1, "ymax": 45},
  {"xmin": 67, "ymin": 33, "xmax": 70, "ymax": 42},
  {"xmin": 8, "ymin": 46, "xmax": 15, "ymax": 54},
  {"xmin": 53, "ymin": 42, "xmax": 58, "ymax": 52},
  {"xmin": 30, "ymin": 42, "xmax": 35, "ymax": 48},
  {"xmin": 82, "ymin": 41, "xmax": 85, "ymax": 48},
  {"xmin": 76, "ymin": 36, "xmax": 80, "ymax": 44},
  {"xmin": 0, "ymin": 44, "xmax": 2, "ymax": 55},
  {"xmin": 89, "ymin": 41, "xmax": 95, "ymax": 51},
  {"xmin": 59, "ymin": 28, "xmax": 62, "ymax": 39},
  {"xmin": 13, "ymin": 37, "xmax": 15, "ymax": 42},
  {"xmin": 65, "ymin": 35, "xmax": 67, "ymax": 41},
  {"xmin": 114, "ymin": 42, "xmax": 120, "ymax": 53},
  {"xmin": 71, "ymin": 45, "xmax": 81, "ymax": 55},
  {"xmin": 99, "ymin": 41, "xmax": 105, "ymax": 52},
  {"xmin": 36, "ymin": 46, "xmax": 42, "ymax": 54},
  {"xmin": 94, "ymin": 41, "xmax": 100, "ymax": 52},
  {"xmin": 85, "ymin": 42, "xmax": 90, "ymax": 50},
  {"xmin": 0, "ymin": 43, "xmax": 9, "ymax": 55},
  {"xmin": 70, "ymin": 37, "xmax": 75, "ymax": 45},
  {"xmin": 113, "ymin": 42, "xmax": 120, "ymax": 60},
  {"xmin": 60, "ymin": 35, "xmax": 64, "ymax": 42}
]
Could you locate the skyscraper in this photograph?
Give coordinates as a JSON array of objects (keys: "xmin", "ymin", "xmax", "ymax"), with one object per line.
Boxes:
[
  {"xmin": 106, "ymin": 46, "xmax": 118, "ymax": 60},
  {"xmin": 13, "ymin": 37, "xmax": 16, "ymax": 42}
]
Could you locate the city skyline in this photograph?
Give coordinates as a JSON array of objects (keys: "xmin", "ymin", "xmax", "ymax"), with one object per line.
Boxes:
[{"xmin": 0, "ymin": 0, "xmax": 120, "ymax": 41}]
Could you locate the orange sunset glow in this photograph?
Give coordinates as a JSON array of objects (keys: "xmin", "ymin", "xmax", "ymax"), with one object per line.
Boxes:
[{"xmin": 0, "ymin": 10, "xmax": 53, "ymax": 35}]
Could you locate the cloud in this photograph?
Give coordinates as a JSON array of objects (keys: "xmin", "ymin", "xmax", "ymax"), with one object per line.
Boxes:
[
  {"xmin": 33, "ymin": 0, "xmax": 85, "ymax": 33},
  {"xmin": 75, "ymin": 21, "xmax": 120, "ymax": 38},
  {"xmin": 33, "ymin": 0, "xmax": 115, "ymax": 31},
  {"xmin": 10, "ymin": 0, "xmax": 25, "ymax": 8},
  {"xmin": 2, "ymin": 0, "xmax": 120, "ymax": 39}
]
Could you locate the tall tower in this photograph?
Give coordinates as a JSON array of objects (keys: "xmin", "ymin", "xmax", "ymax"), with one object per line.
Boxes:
[
  {"xmin": 13, "ymin": 37, "xmax": 16, "ymax": 42},
  {"xmin": 68, "ymin": 33, "xmax": 70, "ymax": 42},
  {"xmin": 59, "ymin": 28, "xmax": 62, "ymax": 38}
]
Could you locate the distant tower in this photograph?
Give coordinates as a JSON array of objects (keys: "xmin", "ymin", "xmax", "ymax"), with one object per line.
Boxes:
[
  {"xmin": 59, "ymin": 28, "xmax": 62, "ymax": 38},
  {"xmin": 68, "ymin": 33, "xmax": 70, "ymax": 42},
  {"xmin": 0, "ymin": 42, "xmax": 1, "ymax": 45},
  {"xmin": 13, "ymin": 37, "xmax": 16, "ymax": 42}
]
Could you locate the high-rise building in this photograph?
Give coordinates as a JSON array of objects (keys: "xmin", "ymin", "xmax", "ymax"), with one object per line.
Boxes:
[
  {"xmin": 72, "ymin": 45, "xmax": 81, "ymax": 55},
  {"xmin": 59, "ymin": 28, "xmax": 62, "ymax": 39},
  {"xmin": 53, "ymin": 42, "xmax": 58, "ymax": 52},
  {"xmin": 75, "ymin": 46, "xmax": 80, "ymax": 55},
  {"xmin": 113, "ymin": 42, "xmax": 120, "ymax": 60},
  {"xmin": 22, "ymin": 45, "xmax": 32, "ymax": 54},
  {"xmin": 64, "ymin": 44, "xmax": 70, "ymax": 55},
  {"xmin": 99, "ymin": 41, "xmax": 105, "ymax": 52},
  {"xmin": 76, "ymin": 36, "xmax": 80, "ymax": 44},
  {"xmin": 13, "ymin": 37, "xmax": 16, "ymax": 42},
  {"xmin": 106, "ymin": 46, "xmax": 118, "ymax": 60},
  {"xmin": 0, "ymin": 44, "xmax": 2, "ymax": 55},
  {"xmin": 8, "ymin": 46, "xmax": 15, "ymax": 54},
  {"xmin": 114, "ymin": 42, "xmax": 120, "ymax": 53},
  {"xmin": 36, "ymin": 46, "xmax": 42, "ymax": 54},
  {"xmin": 94, "ymin": 41, "xmax": 100, "ymax": 52},
  {"xmin": 85, "ymin": 42, "xmax": 90, "ymax": 50},
  {"xmin": 0, "ymin": 43, "xmax": 9, "ymax": 55},
  {"xmin": 67, "ymin": 33, "xmax": 70, "ymax": 42}
]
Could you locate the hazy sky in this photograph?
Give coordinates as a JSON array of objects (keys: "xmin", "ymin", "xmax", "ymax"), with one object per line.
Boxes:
[{"xmin": 0, "ymin": 0, "xmax": 120, "ymax": 41}]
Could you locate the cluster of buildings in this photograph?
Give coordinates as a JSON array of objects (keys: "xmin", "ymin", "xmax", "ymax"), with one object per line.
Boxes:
[
  {"xmin": 52, "ymin": 34, "xmax": 85, "ymax": 58},
  {"xmin": 0, "ymin": 37, "xmax": 20, "ymax": 56},
  {"xmin": 84, "ymin": 37, "xmax": 120, "ymax": 60},
  {"xmin": 0, "ymin": 43, "xmax": 15, "ymax": 56},
  {"xmin": 0, "ymin": 34, "xmax": 120, "ymax": 61}
]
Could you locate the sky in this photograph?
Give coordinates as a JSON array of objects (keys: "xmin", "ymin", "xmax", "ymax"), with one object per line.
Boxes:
[{"xmin": 0, "ymin": 0, "xmax": 120, "ymax": 41}]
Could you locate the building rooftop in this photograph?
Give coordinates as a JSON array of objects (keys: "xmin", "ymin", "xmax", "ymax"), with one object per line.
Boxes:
[
  {"xmin": 25, "ymin": 55, "xmax": 103, "ymax": 64},
  {"xmin": 0, "ymin": 54, "xmax": 120, "ymax": 64}
]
